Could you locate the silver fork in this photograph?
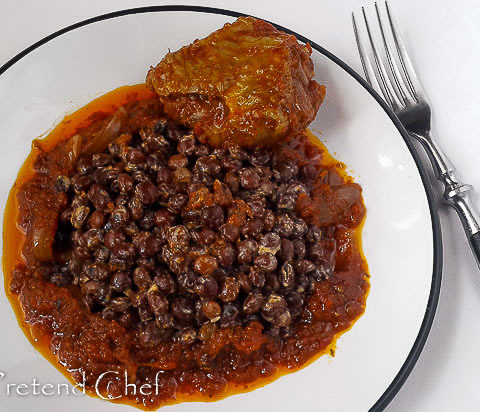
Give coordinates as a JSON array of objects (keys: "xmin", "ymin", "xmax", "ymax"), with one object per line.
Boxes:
[{"xmin": 352, "ymin": 1, "xmax": 480, "ymax": 268}]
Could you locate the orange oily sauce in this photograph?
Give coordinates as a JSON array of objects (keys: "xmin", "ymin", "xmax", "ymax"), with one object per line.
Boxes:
[{"xmin": 3, "ymin": 84, "xmax": 369, "ymax": 409}]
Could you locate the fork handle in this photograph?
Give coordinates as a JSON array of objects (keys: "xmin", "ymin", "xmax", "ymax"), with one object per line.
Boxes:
[{"xmin": 412, "ymin": 131, "xmax": 480, "ymax": 267}]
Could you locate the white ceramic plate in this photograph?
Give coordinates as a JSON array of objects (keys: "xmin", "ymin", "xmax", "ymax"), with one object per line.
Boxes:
[{"xmin": 0, "ymin": 7, "xmax": 441, "ymax": 412}]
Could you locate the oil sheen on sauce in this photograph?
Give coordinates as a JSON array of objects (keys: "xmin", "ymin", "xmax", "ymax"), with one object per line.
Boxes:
[{"xmin": 3, "ymin": 84, "xmax": 369, "ymax": 409}]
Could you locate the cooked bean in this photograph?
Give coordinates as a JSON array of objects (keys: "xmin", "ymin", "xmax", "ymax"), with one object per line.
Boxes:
[
  {"xmin": 155, "ymin": 313, "xmax": 174, "ymax": 330},
  {"xmin": 172, "ymin": 167, "xmax": 191, "ymax": 184},
  {"xmin": 81, "ymin": 280, "xmax": 110, "ymax": 304},
  {"xmin": 248, "ymin": 269, "xmax": 265, "ymax": 288},
  {"xmin": 88, "ymin": 184, "xmax": 111, "ymax": 210},
  {"xmin": 237, "ymin": 272, "xmax": 252, "ymax": 293},
  {"xmin": 168, "ymin": 193, "xmax": 188, "ymax": 214},
  {"xmin": 118, "ymin": 173, "xmax": 134, "ymax": 193},
  {"xmin": 277, "ymin": 192, "xmax": 296, "ymax": 210},
  {"xmin": 202, "ymin": 205, "xmax": 224, "ymax": 228},
  {"xmin": 51, "ymin": 108, "xmax": 344, "ymax": 353},
  {"xmin": 254, "ymin": 253, "xmax": 277, "ymax": 272},
  {"xmin": 237, "ymin": 239, "xmax": 257, "ymax": 264},
  {"xmin": 215, "ymin": 244, "xmax": 235, "ymax": 267},
  {"xmin": 259, "ymin": 233, "xmax": 281, "ymax": 255},
  {"xmin": 261, "ymin": 294, "xmax": 291, "ymax": 327},
  {"xmin": 176, "ymin": 270, "xmax": 196, "ymax": 292},
  {"xmin": 273, "ymin": 161, "xmax": 298, "ymax": 182},
  {"xmin": 104, "ymin": 229, "xmax": 125, "ymax": 250},
  {"xmin": 135, "ymin": 181, "xmax": 159, "ymax": 205},
  {"xmin": 83, "ymin": 229, "xmax": 103, "ymax": 250},
  {"xmin": 147, "ymin": 290, "xmax": 169, "ymax": 315},
  {"xmin": 72, "ymin": 175, "xmax": 92, "ymax": 192},
  {"xmin": 279, "ymin": 263, "xmax": 295, "ymax": 288},
  {"xmin": 156, "ymin": 166, "xmax": 172, "ymax": 184},
  {"xmin": 247, "ymin": 199, "xmax": 265, "ymax": 217},
  {"xmin": 166, "ymin": 253, "xmax": 190, "ymax": 276},
  {"xmin": 195, "ymin": 155, "xmax": 221, "ymax": 175},
  {"xmin": 258, "ymin": 180, "xmax": 275, "ymax": 197},
  {"xmin": 307, "ymin": 241, "xmax": 324, "ymax": 261},
  {"xmin": 133, "ymin": 232, "xmax": 161, "ymax": 257},
  {"xmin": 223, "ymin": 157, "xmax": 242, "ymax": 172},
  {"xmin": 111, "ymin": 271, "xmax": 132, "ymax": 292},
  {"xmin": 172, "ymin": 297, "xmax": 194, "ymax": 321},
  {"xmin": 153, "ymin": 271, "xmax": 176, "ymax": 295},
  {"xmin": 193, "ymin": 255, "xmax": 218, "ymax": 276},
  {"xmin": 168, "ymin": 154, "xmax": 188, "ymax": 168},
  {"xmin": 154, "ymin": 209, "xmax": 175, "ymax": 228},
  {"xmin": 118, "ymin": 311, "xmax": 134, "ymax": 329},
  {"xmin": 85, "ymin": 262, "xmax": 110, "ymax": 281},
  {"xmin": 128, "ymin": 197, "xmax": 144, "ymax": 221},
  {"xmin": 92, "ymin": 153, "xmax": 112, "ymax": 168},
  {"xmin": 293, "ymin": 239, "xmax": 306, "ymax": 259},
  {"xmin": 286, "ymin": 292, "xmax": 304, "ymax": 318},
  {"xmin": 219, "ymin": 224, "xmax": 240, "ymax": 243},
  {"xmin": 71, "ymin": 206, "xmax": 90, "ymax": 229},
  {"xmin": 218, "ymin": 277, "xmax": 240, "ymax": 302},
  {"xmin": 199, "ymin": 322, "xmax": 216, "ymax": 341},
  {"xmin": 248, "ymin": 148, "xmax": 270, "ymax": 166},
  {"xmin": 279, "ymin": 238, "xmax": 294, "ymax": 262},
  {"xmin": 294, "ymin": 259, "xmax": 316, "ymax": 275},
  {"xmin": 138, "ymin": 303, "xmax": 154, "ymax": 322},
  {"xmin": 238, "ymin": 167, "xmax": 261, "ymax": 189},
  {"xmin": 274, "ymin": 213, "xmax": 294, "ymax": 237},
  {"xmin": 110, "ymin": 206, "xmax": 129, "ymax": 228},
  {"xmin": 264, "ymin": 273, "xmax": 280, "ymax": 292},
  {"xmin": 76, "ymin": 156, "xmax": 93, "ymax": 175},
  {"xmin": 167, "ymin": 225, "xmax": 190, "ymax": 253},
  {"xmin": 127, "ymin": 148, "xmax": 146, "ymax": 165},
  {"xmin": 224, "ymin": 172, "xmax": 240, "ymax": 192},
  {"xmin": 291, "ymin": 218, "xmax": 308, "ymax": 237},
  {"xmin": 71, "ymin": 193, "xmax": 89, "ymax": 209},
  {"xmin": 55, "ymin": 175, "xmax": 71, "ymax": 192},
  {"xmin": 177, "ymin": 135, "xmax": 196, "ymax": 156},
  {"xmin": 133, "ymin": 266, "xmax": 151, "ymax": 289},
  {"xmin": 194, "ymin": 275, "xmax": 218, "ymax": 298},
  {"xmin": 175, "ymin": 328, "xmax": 197, "ymax": 344},
  {"xmin": 263, "ymin": 209, "xmax": 275, "ymax": 230},
  {"xmin": 242, "ymin": 218, "xmax": 263, "ymax": 238},
  {"xmin": 194, "ymin": 228, "xmax": 215, "ymax": 245},
  {"xmin": 243, "ymin": 293, "xmax": 263, "ymax": 314},
  {"xmin": 201, "ymin": 300, "xmax": 221, "ymax": 321},
  {"xmin": 88, "ymin": 210, "xmax": 105, "ymax": 229},
  {"xmin": 221, "ymin": 303, "xmax": 240, "ymax": 326}
]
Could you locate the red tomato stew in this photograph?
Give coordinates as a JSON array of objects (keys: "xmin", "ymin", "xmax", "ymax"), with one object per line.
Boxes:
[{"xmin": 3, "ymin": 83, "xmax": 369, "ymax": 409}]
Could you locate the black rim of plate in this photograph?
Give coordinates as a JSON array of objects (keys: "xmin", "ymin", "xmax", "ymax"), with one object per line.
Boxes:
[{"xmin": 0, "ymin": 5, "xmax": 442, "ymax": 411}]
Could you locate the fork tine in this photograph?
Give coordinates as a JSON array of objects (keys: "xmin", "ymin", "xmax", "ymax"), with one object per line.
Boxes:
[
  {"xmin": 385, "ymin": 1, "xmax": 425, "ymax": 102},
  {"xmin": 360, "ymin": 7, "xmax": 404, "ymax": 110},
  {"xmin": 374, "ymin": 2, "xmax": 414, "ymax": 106},
  {"xmin": 352, "ymin": 12, "xmax": 382, "ymax": 94}
]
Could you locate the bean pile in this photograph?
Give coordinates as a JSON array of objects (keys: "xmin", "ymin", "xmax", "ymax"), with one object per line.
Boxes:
[{"xmin": 52, "ymin": 116, "xmax": 337, "ymax": 345}]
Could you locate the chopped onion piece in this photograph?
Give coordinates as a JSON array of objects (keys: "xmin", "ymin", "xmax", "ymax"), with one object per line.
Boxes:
[
  {"xmin": 82, "ymin": 107, "xmax": 129, "ymax": 155},
  {"xmin": 68, "ymin": 134, "xmax": 83, "ymax": 164},
  {"xmin": 32, "ymin": 216, "xmax": 57, "ymax": 262}
]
